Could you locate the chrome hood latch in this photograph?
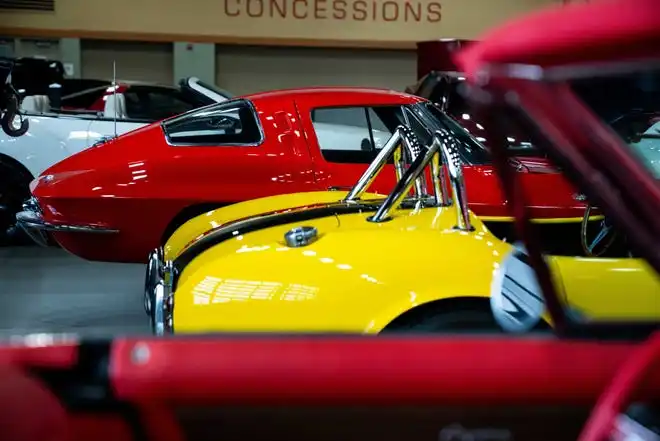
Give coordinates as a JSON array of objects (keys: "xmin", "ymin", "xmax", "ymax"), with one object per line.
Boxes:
[{"xmin": 284, "ymin": 226, "xmax": 318, "ymax": 248}]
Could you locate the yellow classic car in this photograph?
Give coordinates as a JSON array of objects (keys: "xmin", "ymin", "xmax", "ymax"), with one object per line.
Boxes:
[{"xmin": 145, "ymin": 126, "xmax": 659, "ymax": 335}]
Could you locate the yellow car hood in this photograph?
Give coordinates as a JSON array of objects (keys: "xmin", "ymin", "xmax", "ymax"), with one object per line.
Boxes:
[
  {"xmin": 166, "ymin": 193, "xmax": 660, "ymax": 334},
  {"xmin": 165, "ymin": 191, "xmax": 384, "ymax": 260},
  {"xmin": 171, "ymin": 204, "xmax": 514, "ymax": 333}
]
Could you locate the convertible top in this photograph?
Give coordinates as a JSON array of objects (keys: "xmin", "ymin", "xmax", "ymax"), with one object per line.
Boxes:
[{"xmin": 457, "ymin": 0, "xmax": 660, "ymax": 77}]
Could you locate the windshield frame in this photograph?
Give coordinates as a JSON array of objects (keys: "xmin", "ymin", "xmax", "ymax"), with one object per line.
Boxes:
[
  {"xmin": 412, "ymin": 101, "xmax": 492, "ymax": 166},
  {"xmin": 195, "ymin": 79, "xmax": 233, "ymax": 100}
]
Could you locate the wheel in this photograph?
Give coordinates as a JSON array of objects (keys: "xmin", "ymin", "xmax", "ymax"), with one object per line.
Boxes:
[
  {"xmin": 0, "ymin": 160, "xmax": 32, "ymax": 246},
  {"xmin": 144, "ymin": 248, "xmax": 161, "ymax": 316},
  {"xmin": 383, "ymin": 306, "xmax": 505, "ymax": 333},
  {"xmin": 581, "ymin": 205, "xmax": 617, "ymax": 257},
  {"xmin": 382, "ymin": 303, "xmax": 550, "ymax": 334}
]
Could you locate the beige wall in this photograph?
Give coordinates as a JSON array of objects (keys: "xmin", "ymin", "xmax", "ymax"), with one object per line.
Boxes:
[
  {"xmin": 1, "ymin": 0, "xmax": 556, "ymax": 46},
  {"xmin": 216, "ymin": 46, "xmax": 416, "ymax": 95},
  {"xmin": 80, "ymin": 40, "xmax": 174, "ymax": 84}
]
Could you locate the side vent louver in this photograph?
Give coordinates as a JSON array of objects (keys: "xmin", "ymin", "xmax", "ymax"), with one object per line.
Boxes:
[{"xmin": 0, "ymin": 0, "xmax": 55, "ymax": 11}]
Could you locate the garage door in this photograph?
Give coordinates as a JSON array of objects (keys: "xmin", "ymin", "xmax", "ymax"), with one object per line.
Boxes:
[
  {"xmin": 81, "ymin": 40, "xmax": 174, "ymax": 85},
  {"xmin": 0, "ymin": 38, "xmax": 14, "ymax": 57},
  {"xmin": 14, "ymin": 38, "xmax": 60, "ymax": 59},
  {"xmin": 216, "ymin": 46, "xmax": 416, "ymax": 96}
]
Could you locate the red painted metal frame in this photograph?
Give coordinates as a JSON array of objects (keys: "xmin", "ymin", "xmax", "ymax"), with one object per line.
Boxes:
[
  {"xmin": 458, "ymin": 0, "xmax": 660, "ymax": 76},
  {"xmin": 578, "ymin": 332, "xmax": 660, "ymax": 441},
  {"xmin": 416, "ymin": 39, "xmax": 475, "ymax": 79},
  {"xmin": 0, "ymin": 337, "xmax": 658, "ymax": 441},
  {"xmin": 107, "ymin": 337, "xmax": 660, "ymax": 406}
]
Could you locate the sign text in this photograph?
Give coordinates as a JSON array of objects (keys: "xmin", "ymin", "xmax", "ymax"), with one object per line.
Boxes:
[{"xmin": 223, "ymin": 0, "xmax": 442, "ymax": 23}]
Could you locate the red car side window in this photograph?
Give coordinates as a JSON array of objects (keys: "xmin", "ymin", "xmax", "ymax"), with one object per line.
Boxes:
[
  {"xmin": 162, "ymin": 99, "xmax": 262, "ymax": 146},
  {"xmin": 310, "ymin": 105, "xmax": 405, "ymax": 164}
]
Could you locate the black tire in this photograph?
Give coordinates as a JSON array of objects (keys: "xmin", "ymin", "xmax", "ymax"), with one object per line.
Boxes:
[
  {"xmin": 0, "ymin": 160, "xmax": 33, "ymax": 246},
  {"xmin": 1, "ymin": 95, "xmax": 29, "ymax": 138},
  {"xmin": 383, "ymin": 304, "xmax": 550, "ymax": 334}
]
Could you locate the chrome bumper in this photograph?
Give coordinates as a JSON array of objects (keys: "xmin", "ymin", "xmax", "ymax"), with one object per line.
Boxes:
[
  {"xmin": 144, "ymin": 247, "xmax": 174, "ymax": 336},
  {"xmin": 16, "ymin": 197, "xmax": 119, "ymax": 247}
]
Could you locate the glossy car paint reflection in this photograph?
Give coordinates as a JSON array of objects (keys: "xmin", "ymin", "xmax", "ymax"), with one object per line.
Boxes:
[
  {"xmin": 170, "ymin": 192, "xmax": 659, "ymax": 334},
  {"xmin": 549, "ymin": 257, "xmax": 660, "ymax": 319},
  {"xmin": 172, "ymin": 202, "xmax": 508, "ymax": 333}
]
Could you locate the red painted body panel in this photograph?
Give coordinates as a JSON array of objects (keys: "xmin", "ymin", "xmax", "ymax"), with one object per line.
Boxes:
[{"xmin": 32, "ymin": 87, "xmax": 586, "ymax": 263}]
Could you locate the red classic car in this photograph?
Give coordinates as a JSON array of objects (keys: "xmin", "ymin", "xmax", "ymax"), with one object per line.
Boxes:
[{"xmin": 18, "ymin": 87, "xmax": 592, "ymax": 263}]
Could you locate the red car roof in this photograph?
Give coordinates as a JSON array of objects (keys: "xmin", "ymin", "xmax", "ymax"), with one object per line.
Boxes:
[
  {"xmin": 242, "ymin": 86, "xmax": 425, "ymax": 106},
  {"xmin": 457, "ymin": 0, "xmax": 660, "ymax": 77}
]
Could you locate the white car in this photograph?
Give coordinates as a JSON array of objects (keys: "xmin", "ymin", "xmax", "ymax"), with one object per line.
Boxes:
[{"xmin": 0, "ymin": 77, "xmax": 231, "ymax": 242}]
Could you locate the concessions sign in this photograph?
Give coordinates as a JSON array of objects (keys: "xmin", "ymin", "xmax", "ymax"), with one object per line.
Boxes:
[
  {"xmin": 221, "ymin": 0, "xmax": 442, "ymax": 23},
  {"xmin": 0, "ymin": 0, "xmax": 556, "ymax": 48}
]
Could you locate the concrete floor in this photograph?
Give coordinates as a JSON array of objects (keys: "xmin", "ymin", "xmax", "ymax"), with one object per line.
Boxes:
[{"xmin": 0, "ymin": 245, "xmax": 151, "ymax": 337}]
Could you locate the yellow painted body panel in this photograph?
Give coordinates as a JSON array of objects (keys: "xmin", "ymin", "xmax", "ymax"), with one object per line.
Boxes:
[
  {"xmin": 167, "ymin": 192, "xmax": 659, "ymax": 333},
  {"xmin": 550, "ymin": 256, "xmax": 660, "ymax": 320}
]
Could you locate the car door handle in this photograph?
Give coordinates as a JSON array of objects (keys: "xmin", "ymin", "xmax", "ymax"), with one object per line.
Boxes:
[
  {"xmin": 92, "ymin": 135, "xmax": 116, "ymax": 146},
  {"xmin": 328, "ymin": 186, "xmax": 353, "ymax": 191}
]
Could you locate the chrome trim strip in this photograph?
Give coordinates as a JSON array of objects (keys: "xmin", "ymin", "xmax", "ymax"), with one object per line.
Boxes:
[
  {"xmin": 16, "ymin": 211, "xmax": 119, "ymax": 234},
  {"xmin": 145, "ymin": 247, "xmax": 174, "ymax": 336},
  {"xmin": 16, "ymin": 197, "xmax": 119, "ymax": 247}
]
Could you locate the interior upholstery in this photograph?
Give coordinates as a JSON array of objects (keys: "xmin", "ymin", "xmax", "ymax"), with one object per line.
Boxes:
[
  {"xmin": 20, "ymin": 95, "xmax": 51, "ymax": 113},
  {"xmin": 103, "ymin": 93, "xmax": 127, "ymax": 119}
]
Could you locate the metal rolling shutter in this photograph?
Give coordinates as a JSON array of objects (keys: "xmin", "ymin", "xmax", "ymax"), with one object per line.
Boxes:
[
  {"xmin": 81, "ymin": 40, "xmax": 174, "ymax": 85},
  {"xmin": 215, "ymin": 46, "xmax": 416, "ymax": 96}
]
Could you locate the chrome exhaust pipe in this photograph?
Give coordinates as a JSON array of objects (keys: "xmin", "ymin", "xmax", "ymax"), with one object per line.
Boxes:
[
  {"xmin": 367, "ymin": 129, "xmax": 472, "ymax": 231},
  {"xmin": 438, "ymin": 130, "xmax": 472, "ymax": 231},
  {"xmin": 344, "ymin": 125, "xmax": 427, "ymax": 202},
  {"xmin": 368, "ymin": 136, "xmax": 442, "ymax": 223}
]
